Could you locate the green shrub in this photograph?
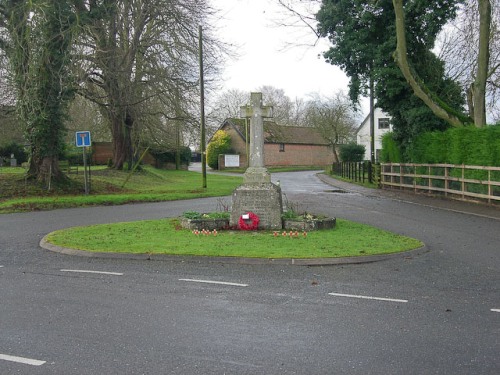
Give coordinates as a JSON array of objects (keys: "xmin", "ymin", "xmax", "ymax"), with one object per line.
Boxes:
[
  {"xmin": 0, "ymin": 142, "xmax": 28, "ymax": 164},
  {"xmin": 380, "ymin": 132, "xmax": 401, "ymax": 162},
  {"xmin": 207, "ymin": 130, "xmax": 231, "ymax": 169},
  {"xmin": 63, "ymin": 144, "xmax": 86, "ymax": 165},
  {"xmin": 149, "ymin": 146, "xmax": 191, "ymax": 165},
  {"xmin": 339, "ymin": 143, "xmax": 365, "ymax": 162}
]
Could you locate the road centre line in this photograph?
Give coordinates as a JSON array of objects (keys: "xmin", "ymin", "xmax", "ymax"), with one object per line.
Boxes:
[
  {"xmin": 328, "ymin": 292, "xmax": 408, "ymax": 303},
  {"xmin": 179, "ymin": 278, "xmax": 248, "ymax": 287},
  {"xmin": 0, "ymin": 353, "xmax": 46, "ymax": 366},
  {"xmin": 491, "ymin": 309, "xmax": 500, "ymax": 313},
  {"xmin": 60, "ymin": 269, "xmax": 123, "ymax": 276}
]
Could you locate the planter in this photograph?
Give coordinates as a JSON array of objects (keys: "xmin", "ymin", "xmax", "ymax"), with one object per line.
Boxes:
[
  {"xmin": 180, "ymin": 217, "xmax": 230, "ymax": 231},
  {"xmin": 283, "ymin": 217, "xmax": 336, "ymax": 231}
]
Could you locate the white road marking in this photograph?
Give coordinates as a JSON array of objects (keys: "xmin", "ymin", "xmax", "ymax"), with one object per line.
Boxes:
[
  {"xmin": 179, "ymin": 278, "xmax": 248, "ymax": 287},
  {"xmin": 60, "ymin": 269, "xmax": 123, "ymax": 276},
  {"xmin": 328, "ymin": 292, "xmax": 408, "ymax": 303},
  {"xmin": 491, "ymin": 309, "xmax": 500, "ymax": 313},
  {"xmin": 0, "ymin": 265, "xmax": 4, "ymax": 267},
  {"xmin": 0, "ymin": 354, "xmax": 46, "ymax": 366}
]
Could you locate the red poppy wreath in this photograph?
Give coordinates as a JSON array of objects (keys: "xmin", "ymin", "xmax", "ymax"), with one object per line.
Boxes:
[{"xmin": 238, "ymin": 212, "xmax": 260, "ymax": 230}]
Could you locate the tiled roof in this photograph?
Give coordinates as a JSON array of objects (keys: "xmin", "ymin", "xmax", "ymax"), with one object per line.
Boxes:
[{"xmin": 223, "ymin": 118, "xmax": 329, "ymax": 146}]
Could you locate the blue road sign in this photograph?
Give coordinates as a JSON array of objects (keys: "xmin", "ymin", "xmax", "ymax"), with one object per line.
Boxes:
[{"xmin": 75, "ymin": 131, "xmax": 91, "ymax": 147}]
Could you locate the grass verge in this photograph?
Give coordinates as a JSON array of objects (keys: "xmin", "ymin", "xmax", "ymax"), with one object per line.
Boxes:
[
  {"xmin": 0, "ymin": 166, "xmax": 242, "ymax": 213},
  {"xmin": 45, "ymin": 218, "xmax": 423, "ymax": 258}
]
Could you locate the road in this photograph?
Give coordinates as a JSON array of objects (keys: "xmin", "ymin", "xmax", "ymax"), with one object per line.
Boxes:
[{"xmin": 0, "ymin": 170, "xmax": 499, "ymax": 374}]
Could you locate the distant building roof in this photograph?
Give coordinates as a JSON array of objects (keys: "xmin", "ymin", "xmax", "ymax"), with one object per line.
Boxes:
[{"xmin": 221, "ymin": 118, "xmax": 329, "ymax": 146}]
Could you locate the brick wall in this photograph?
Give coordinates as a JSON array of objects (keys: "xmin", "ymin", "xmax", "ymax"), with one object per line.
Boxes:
[
  {"xmin": 92, "ymin": 142, "xmax": 113, "ymax": 164},
  {"xmin": 91, "ymin": 142, "xmax": 162, "ymax": 167},
  {"xmin": 264, "ymin": 143, "xmax": 334, "ymax": 166}
]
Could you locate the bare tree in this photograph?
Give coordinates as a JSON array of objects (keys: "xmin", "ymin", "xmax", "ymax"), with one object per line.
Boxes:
[
  {"xmin": 274, "ymin": 0, "xmax": 322, "ymax": 48},
  {"xmin": 438, "ymin": 0, "xmax": 500, "ymax": 122},
  {"xmin": 289, "ymin": 96, "xmax": 308, "ymax": 126},
  {"xmin": 75, "ymin": 0, "xmax": 224, "ymax": 169},
  {"xmin": 305, "ymin": 92, "xmax": 359, "ymax": 162},
  {"xmin": 66, "ymin": 96, "xmax": 109, "ymax": 143},
  {"xmin": 206, "ymin": 88, "xmax": 249, "ymax": 132},
  {"xmin": 258, "ymin": 85, "xmax": 295, "ymax": 125}
]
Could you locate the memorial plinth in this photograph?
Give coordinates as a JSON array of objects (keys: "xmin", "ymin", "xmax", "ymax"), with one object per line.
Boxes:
[{"xmin": 230, "ymin": 93, "xmax": 283, "ymax": 230}]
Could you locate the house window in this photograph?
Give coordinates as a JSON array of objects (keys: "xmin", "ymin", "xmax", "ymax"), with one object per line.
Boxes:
[
  {"xmin": 279, "ymin": 143, "xmax": 285, "ymax": 152},
  {"xmin": 378, "ymin": 118, "xmax": 390, "ymax": 129}
]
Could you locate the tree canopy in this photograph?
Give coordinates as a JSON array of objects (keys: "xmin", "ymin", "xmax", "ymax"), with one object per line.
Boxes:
[
  {"xmin": 0, "ymin": 0, "xmax": 79, "ymax": 182},
  {"xmin": 316, "ymin": 0, "xmax": 466, "ymax": 158}
]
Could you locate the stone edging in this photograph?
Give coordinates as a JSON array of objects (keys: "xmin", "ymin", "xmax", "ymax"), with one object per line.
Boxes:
[{"xmin": 40, "ymin": 235, "xmax": 428, "ymax": 266}]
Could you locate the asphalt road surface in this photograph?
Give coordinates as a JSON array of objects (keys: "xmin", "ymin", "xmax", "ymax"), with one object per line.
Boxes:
[{"xmin": 0, "ymin": 170, "xmax": 499, "ymax": 374}]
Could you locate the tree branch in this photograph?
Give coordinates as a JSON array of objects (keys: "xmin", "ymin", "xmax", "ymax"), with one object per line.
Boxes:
[{"xmin": 392, "ymin": 0, "xmax": 468, "ymax": 127}]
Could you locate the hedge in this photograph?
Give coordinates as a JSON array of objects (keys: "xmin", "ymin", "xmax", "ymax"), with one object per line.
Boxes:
[{"xmin": 410, "ymin": 126, "xmax": 500, "ymax": 166}]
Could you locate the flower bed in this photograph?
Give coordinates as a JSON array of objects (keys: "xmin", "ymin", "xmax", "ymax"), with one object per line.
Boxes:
[
  {"xmin": 180, "ymin": 217, "xmax": 230, "ymax": 231},
  {"xmin": 282, "ymin": 217, "xmax": 336, "ymax": 231},
  {"xmin": 180, "ymin": 211, "xmax": 230, "ymax": 231}
]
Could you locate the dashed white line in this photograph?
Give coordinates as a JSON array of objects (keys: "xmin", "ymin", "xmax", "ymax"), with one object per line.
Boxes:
[
  {"xmin": 179, "ymin": 278, "xmax": 248, "ymax": 287},
  {"xmin": 0, "ymin": 353, "xmax": 46, "ymax": 366},
  {"xmin": 328, "ymin": 292, "xmax": 408, "ymax": 303},
  {"xmin": 491, "ymin": 309, "xmax": 500, "ymax": 313},
  {"xmin": 0, "ymin": 265, "xmax": 4, "ymax": 268},
  {"xmin": 60, "ymin": 269, "xmax": 123, "ymax": 276}
]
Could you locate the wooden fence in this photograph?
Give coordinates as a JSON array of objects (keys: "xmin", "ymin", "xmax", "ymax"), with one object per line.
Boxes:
[
  {"xmin": 332, "ymin": 162, "xmax": 375, "ymax": 184},
  {"xmin": 380, "ymin": 163, "xmax": 500, "ymax": 204}
]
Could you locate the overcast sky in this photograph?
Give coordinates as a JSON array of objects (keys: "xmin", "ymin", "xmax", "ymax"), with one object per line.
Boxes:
[{"xmin": 212, "ymin": 0, "xmax": 369, "ymax": 115}]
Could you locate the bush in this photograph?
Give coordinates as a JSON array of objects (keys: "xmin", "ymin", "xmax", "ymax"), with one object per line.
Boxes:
[
  {"xmin": 63, "ymin": 144, "xmax": 86, "ymax": 165},
  {"xmin": 339, "ymin": 143, "xmax": 365, "ymax": 162},
  {"xmin": 149, "ymin": 146, "xmax": 191, "ymax": 166},
  {"xmin": 0, "ymin": 142, "xmax": 28, "ymax": 164},
  {"xmin": 207, "ymin": 130, "xmax": 231, "ymax": 169},
  {"xmin": 380, "ymin": 132, "xmax": 401, "ymax": 163}
]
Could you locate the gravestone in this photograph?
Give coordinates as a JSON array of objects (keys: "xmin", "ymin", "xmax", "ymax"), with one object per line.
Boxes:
[{"xmin": 230, "ymin": 92, "xmax": 283, "ymax": 230}]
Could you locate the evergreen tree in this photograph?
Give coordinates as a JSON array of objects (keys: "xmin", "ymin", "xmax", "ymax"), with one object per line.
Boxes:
[{"xmin": 316, "ymin": 0, "xmax": 465, "ymax": 159}]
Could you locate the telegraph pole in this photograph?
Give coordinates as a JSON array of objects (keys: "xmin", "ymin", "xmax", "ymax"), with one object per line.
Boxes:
[
  {"xmin": 199, "ymin": 25, "xmax": 207, "ymax": 188},
  {"xmin": 369, "ymin": 73, "xmax": 375, "ymax": 164}
]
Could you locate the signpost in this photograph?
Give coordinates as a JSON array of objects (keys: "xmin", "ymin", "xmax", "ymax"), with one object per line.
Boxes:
[{"xmin": 75, "ymin": 131, "xmax": 91, "ymax": 194}]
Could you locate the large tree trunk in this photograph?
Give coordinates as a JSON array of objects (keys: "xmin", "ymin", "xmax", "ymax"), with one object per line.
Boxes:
[
  {"xmin": 28, "ymin": 152, "xmax": 64, "ymax": 186},
  {"xmin": 109, "ymin": 108, "xmax": 134, "ymax": 170},
  {"xmin": 473, "ymin": 0, "xmax": 491, "ymax": 127},
  {"xmin": 392, "ymin": 0, "xmax": 466, "ymax": 127}
]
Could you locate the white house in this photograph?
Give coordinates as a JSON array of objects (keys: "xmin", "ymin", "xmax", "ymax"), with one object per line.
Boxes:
[{"xmin": 356, "ymin": 107, "xmax": 392, "ymax": 161}]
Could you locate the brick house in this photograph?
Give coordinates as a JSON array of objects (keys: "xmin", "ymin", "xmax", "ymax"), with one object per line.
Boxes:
[{"xmin": 215, "ymin": 118, "xmax": 335, "ymax": 168}]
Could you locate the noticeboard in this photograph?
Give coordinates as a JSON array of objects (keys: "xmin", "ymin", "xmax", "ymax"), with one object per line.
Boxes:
[{"xmin": 224, "ymin": 154, "xmax": 240, "ymax": 168}]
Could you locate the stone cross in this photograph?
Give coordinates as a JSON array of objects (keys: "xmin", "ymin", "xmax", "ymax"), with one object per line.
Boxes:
[
  {"xmin": 231, "ymin": 92, "xmax": 282, "ymax": 229},
  {"xmin": 240, "ymin": 92, "xmax": 273, "ymax": 169}
]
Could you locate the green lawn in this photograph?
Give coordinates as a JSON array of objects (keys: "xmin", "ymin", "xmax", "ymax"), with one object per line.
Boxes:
[
  {"xmin": 45, "ymin": 218, "xmax": 423, "ymax": 259},
  {"xmin": 0, "ymin": 166, "xmax": 242, "ymax": 213},
  {"xmin": 2, "ymin": 165, "xmax": 423, "ymax": 259}
]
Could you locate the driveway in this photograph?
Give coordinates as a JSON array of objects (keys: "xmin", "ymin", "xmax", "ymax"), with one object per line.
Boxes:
[{"xmin": 0, "ymin": 170, "xmax": 498, "ymax": 374}]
